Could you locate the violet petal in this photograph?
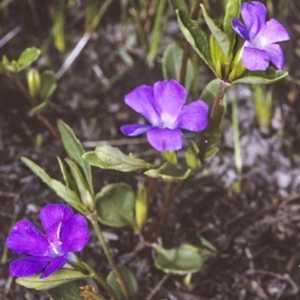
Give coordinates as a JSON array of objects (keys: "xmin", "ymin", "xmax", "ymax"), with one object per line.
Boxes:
[
  {"xmin": 232, "ymin": 18, "xmax": 249, "ymax": 41},
  {"xmin": 265, "ymin": 43, "xmax": 284, "ymax": 69},
  {"xmin": 40, "ymin": 256, "xmax": 68, "ymax": 279},
  {"xmin": 241, "ymin": 1, "xmax": 267, "ymax": 40},
  {"xmin": 6, "ymin": 220, "xmax": 49, "ymax": 256},
  {"xmin": 176, "ymin": 101, "xmax": 209, "ymax": 131},
  {"xmin": 125, "ymin": 85, "xmax": 161, "ymax": 126},
  {"xmin": 259, "ymin": 19, "xmax": 290, "ymax": 46},
  {"xmin": 61, "ymin": 214, "xmax": 89, "ymax": 253},
  {"xmin": 121, "ymin": 124, "xmax": 153, "ymax": 136},
  {"xmin": 153, "ymin": 80, "xmax": 186, "ymax": 129},
  {"xmin": 40, "ymin": 204, "xmax": 73, "ymax": 244},
  {"xmin": 242, "ymin": 47, "xmax": 269, "ymax": 71},
  {"xmin": 147, "ymin": 128, "xmax": 183, "ymax": 151},
  {"xmin": 10, "ymin": 256, "xmax": 51, "ymax": 278}
]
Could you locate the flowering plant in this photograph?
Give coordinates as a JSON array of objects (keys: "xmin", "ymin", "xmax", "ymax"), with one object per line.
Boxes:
[{"xmin": 5, "ymin": 1, "xmax": 290, "ymax": 299}]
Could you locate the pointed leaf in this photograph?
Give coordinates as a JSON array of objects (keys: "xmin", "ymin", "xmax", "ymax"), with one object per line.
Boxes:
[
  {"xmin": 144, "ymin": 162, "xmax": 192, "ymax": 181},
  {"xmin": 28, "ymin": 101, "xmax": 48, "ymax": 116},
  {"xmin": 16, "ymin": 269, "xmax": 90, "ymax": 291},
  {"xmin": 204, "ymin": 147, "xmax": 219, "ymax": 160},
  {"xmin": 185, "ymin": 141, "xmax": 201, "ymax": 170},
  {"xmin": 17, "ymin": 47, "xmax": 41, "ymax": 71},
  {"xmin": 95, "ymin": 183, "xmax": 137, "ymax": 229},
  {"xmin": 47, "ymin": 281, "xmax": 84, "ymax": 300},
  {"xmin": 233, "ymin": 69, "xmax": 288, "ymax": 85},
  {"xmin": 223, "ymin": 0, "xmax": 241, "ymax": 51},
  {"xmin": 65, "ymin": 159, "xmax": 94, "ymax": 210},
  {"xmin": 57, "ymin": 157, "xmax": 77, "ymax": 191},
  {"xmin": 201, "ymin": 4, "xmax": 230, "ymax": 57},
  {"xmin": 176, "ymin": 10, "xmax": 214, "ymax": 73},
  {"xmin": 57, "ymin": 120, "xmax": 93, "ymax": 194},
  {"xmin": 107, "ymin": 265, "xmax": 138, "ymax": 300},
  {"xmin": 162, "ymin": 42, "xmax": 194, "ymax": 92},
  {"xmin": 199, "ymin": 79, "xmax": 228, "ymax": 146},
  {"xmin": 84, "ymin": 145, "xmax": 152, "ymax": 172},
  {"xmin": 21, "ymin": 157, "xmax": 85, "ymax": 212},
  {"xmin": 40, "ymin": 70, "xmax": 57, "ymax": 99},
  {"xmin": 162, "ymin": 150, "xmax": 178, "ymax": 166},
  {"xmin": 169, "ymin": 0, "xmax": 189, "ymax": 14}
]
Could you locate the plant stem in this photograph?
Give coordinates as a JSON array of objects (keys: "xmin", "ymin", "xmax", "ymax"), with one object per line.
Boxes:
[
  {"xmin": 198, "ymin": 80, "xmax": 228, "ymax": 163},
  {"xmin": 8, "ymin": 74, "xmax": 61, "ymax": 142},
  {"xmin": 89, "ymin": 216, "xmax": 131, "ymax": 300},
  {"xmin": 232, "ymin": 87, "xmax": 242, "ymax": 174},
  {"xmin": 179, "ymin": 0, "xmax": 202, "ymax": 87},
  {"xmin": 157, "ymin": 181, "xmax": 172, "ymax": 229},
  {"xmin": 143, "ymin": 181, "xmax": 172, "ymax": 242}
]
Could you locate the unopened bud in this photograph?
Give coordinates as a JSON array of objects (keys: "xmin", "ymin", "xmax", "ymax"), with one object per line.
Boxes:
[{"xmin": 27, "ymin": 68, "xmax": 41, "ymax": 97}]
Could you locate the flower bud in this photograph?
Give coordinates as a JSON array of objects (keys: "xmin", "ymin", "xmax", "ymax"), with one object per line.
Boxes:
[
  {"xmin": 135, "ymin": 180, "xmax": 148, "ymax": 232},
  {"xmin": 27, "ymin": 68, "xmax": 41, "ymax": 97}
]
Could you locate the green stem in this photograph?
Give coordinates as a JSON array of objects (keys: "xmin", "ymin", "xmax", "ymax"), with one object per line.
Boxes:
[
  {"xmin": 7, "ymin": 74, "xmax": 61, "ymax": 142},
  {"xmin": 198, "ymin": 80, "xmax": 227, "ymax": 163},
  {"xmin": 232, "ymin": 87, "xmax": 242, "ymax": 174},
  {"xmin": 89, "ymin": 216, "xmax": 131, "ymax": 300}
]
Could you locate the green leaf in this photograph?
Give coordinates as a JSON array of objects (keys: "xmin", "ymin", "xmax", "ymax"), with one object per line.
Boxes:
[
  {"xmin": 223, "ymin": 0, "xmax": 241, "ymax": 52},
  {"xmin": 83, "ymin": 145, "xmax": 152, "ymax": 172},
  {"xmin": 144, "ymin": 162, "xmax": 191, "ymax": 181},
  {"xmin": 57, "ymin": 120, "xmax": 93, "ymax": 194},
  {"xmin": 233, "ymin": 69, "xmax": 288, "ymax": 85},
  {"xmin": 169, "ymin": 0, "xmax": 189, "ymax": 14},
  {"xmin": 40, "ymin": 70, "xmax": 57, "ymax": 99},
  {"xmin": 17, "ymin": 47, "xmax": 41, "ymax": 71},
  {"xmin": 200, "ymin": 79, "xmax": 220, "ymax": 109},
  {"xmin": 47, "ymin": 281, "xmax": 84, "ymax": 300},
  {"xmin": 185, "ymin": 141, "xmax": 201, "ymax": 170},
  {"xmin": 154, "ymin": 244, "xmax": 206, "ymax": 274},
  {"xmin": 162, "ymin": 42, "xmax": 194, "ymax": 92},
  {"xmin": 199, "ymin": 79, "xmax": 228, "ymax": 146},
  {"xmin": 28, "ymin": 101, "xmax": 48, "ymax": 116},
  {"xmin": 175, "ymin": 10, "xmax": 214, "ymax": 73},
  {"xmin": 21, "ymin": 157, "xmax": 85, "ymax": 212},
  {"xmin": 107, "ymin": 265, "xmax": 138, "ymax": 300},
  {"xmin": 162, "ymin": 150, "xmax": 178, "ymax": 166},
  {"xmin": 200, "ymin": 4, "xmax": 230, "ymax": 57},
  {"xmin": 95, "ymin": 183, "xmax": 137, "ymax": 228},
  {"xmin": 16, "ymin": 269, "xmax": 90, "ymax": 291},
  {"xmin": 204, "ymin": 147, "xmax": 219, "ymax": 160},
  {"xmin": 57, "ymin": 156, "xmax": 78, "ymax": 191},
  {"xmin": 65, "ymin": 159, "xmax": 94, "ymax": 210}
]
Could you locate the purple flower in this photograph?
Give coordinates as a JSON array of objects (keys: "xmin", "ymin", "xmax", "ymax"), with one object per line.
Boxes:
[
  {"xmin": 6, "ymin": 204, "xmax": 89, "ymax": 278},
  {"xmin": 232, "ymin": 1, "xmax": 289, "ymax": 71},
  {"xmin": 120, "ymin": 80, "xmax": 209, "ymax": 151}
]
